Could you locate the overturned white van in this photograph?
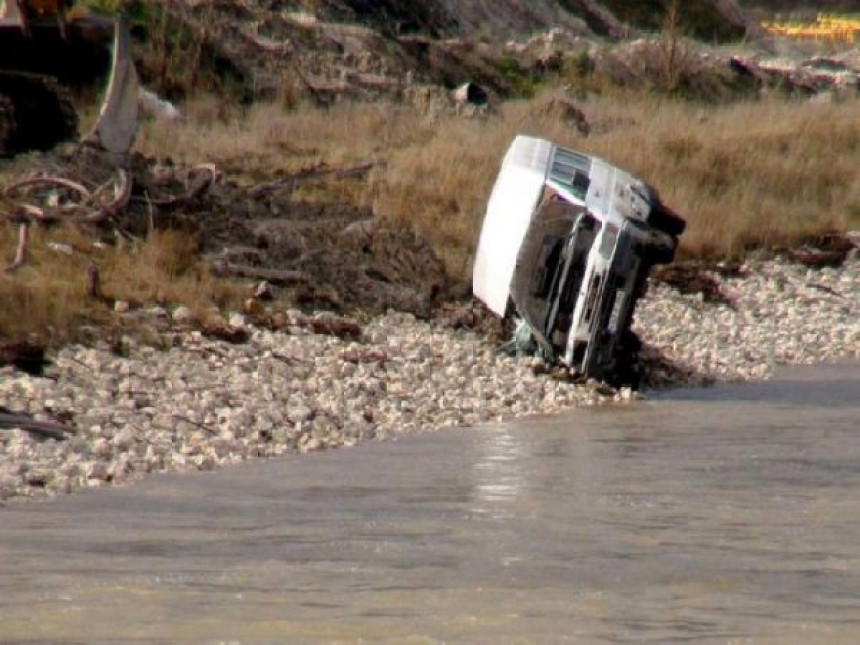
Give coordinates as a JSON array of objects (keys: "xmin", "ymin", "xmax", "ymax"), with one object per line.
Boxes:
[{"xmin": 473, "ymin": 135, "xmax": 685, "ymax": 382}]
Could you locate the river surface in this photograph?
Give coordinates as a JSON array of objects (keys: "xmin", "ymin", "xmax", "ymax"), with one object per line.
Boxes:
[{"xmin": 1, "ymin": 364, "xmax": 859, "ymax": 644}]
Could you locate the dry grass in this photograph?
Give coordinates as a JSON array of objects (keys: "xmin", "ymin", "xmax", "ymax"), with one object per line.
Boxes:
[
  {"xmin": 0, "ymin": 224, "xmax": 239, "ymax": 343},
  {"xmin": 577, "ymin": 97, "xmax": 860, "ymax": 259},
  {"xmin": 135, "ymin": 96, "xmax": 441, "ymax": 209},
  {"xmin": 3, "ymin": 89, "xmax": 856, "ymax": 344},
  {"xmin": 375, "ymin": 92, "xmax": 860, "ymax": 273},
  {"xmin": 138, "ymin": 97, "xmax": 434, "ymax": 177}
]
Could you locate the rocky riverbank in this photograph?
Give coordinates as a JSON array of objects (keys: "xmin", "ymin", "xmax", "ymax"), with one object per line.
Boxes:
[{"xmin": 1, "ymin": 255, "xmax": 858, "ymax": 502}]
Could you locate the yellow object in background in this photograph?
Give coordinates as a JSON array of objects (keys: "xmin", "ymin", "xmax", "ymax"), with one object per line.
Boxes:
[{"xmin": 763, "ymin": 13, "xmax": 860, "ymax": 43}]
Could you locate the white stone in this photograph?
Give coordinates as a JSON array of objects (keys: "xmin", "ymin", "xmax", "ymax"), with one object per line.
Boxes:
[
  {"xmin": 172, "ymin": 306, "xmax": 195, "ymax": 324},
  {"xmin": 228, "ymin": 312, "xmax": 247, "ymax": 329}
]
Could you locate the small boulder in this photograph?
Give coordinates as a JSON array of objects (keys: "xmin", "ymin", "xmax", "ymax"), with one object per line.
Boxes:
[
  {"xmin": 452, "ymin": 82, "xmax": 488, "ymax": 106},
  {"xmin": 254, "ymin": 281, "xmax": 275, "ymax": 300},
  {"xmin": 228, "ymin": 312, "xmax": 247, "ymax": 329},
  {"xmin": 172, "ymin": 306, "xmax": 195, "ymax": 325}
]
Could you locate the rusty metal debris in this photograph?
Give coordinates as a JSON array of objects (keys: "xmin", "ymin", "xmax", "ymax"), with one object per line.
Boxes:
[{"xmin": 0, "ymin": 2, "xmax": 140, "ymax": 157}]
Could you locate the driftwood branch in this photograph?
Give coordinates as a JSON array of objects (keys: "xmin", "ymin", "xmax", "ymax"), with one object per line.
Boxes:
[
  {"xmin": 248, "ymin": 162, "xmax": 378, "ymax": 198},
  {"xmin": 14, "ymin": 203, "xmax": 91, "ymax": 224},
  {"xmin": 83, "ymin": 169, "xmax": 132, "ymax": 222},
  {"xmin": 86, "ymin": 262, "xmax": 101, "ymax": 299},
  {"xmin": 17, "ymin": 203, "xmax": 46, "ymax": 220},
  {"xmin": 211, "ymin": 261, "xmax": 311, "ymax": 286},
  {"xmin": 5, "ymin": 170, "xmax": 131, "ymax": 225},
  {"xmin": 148, "ymin": 163, "xmax": 218, "ymax": 206},
  {"xmin": 0, "ymin": 410, "xmax": 76, "ymax": 441},
  {"xmin": 3, "ymin": 176, "xmax": 91, "ymax": 200},
  {"xmin": 4, "ymin": 221, "xmax": 30, "ymax": 274}
]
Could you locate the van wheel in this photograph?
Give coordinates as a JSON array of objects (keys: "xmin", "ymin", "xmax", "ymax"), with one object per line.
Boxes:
[
  {"xmin": 642, "ymin": 238, "xmax": 677, "ymax": 266},
  {"xmin": 612, "ymin": 330, "xmax": 642, "ymax": 388},
  {"xmin": 649, "ymin": 205, "xmax": 686, "ymax": 237}
]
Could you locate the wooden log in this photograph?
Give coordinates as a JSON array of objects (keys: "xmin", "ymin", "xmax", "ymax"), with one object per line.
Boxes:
[
  {"xmin": 211, "ymin": 262, "xmax": 311, "ymax": 287},
  {"xmin": 248, "ymin": 162, "xmax": 377, "ymax": 198},
  {"xmin": 0, "ymin": 409, "xmax": 75, "ymax": 441},
  {"xmin": 4, "ymin": 221, "xmax": 30, "ymax": 274},
  {"xmin": 86, "ymin": 262, "xmax": 101, "ymax": 299}
]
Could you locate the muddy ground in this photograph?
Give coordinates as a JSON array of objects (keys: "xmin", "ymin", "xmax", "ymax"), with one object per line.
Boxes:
[{"xmin": 13, "ymin": 147, "xmax": 455, "ymax": 319}]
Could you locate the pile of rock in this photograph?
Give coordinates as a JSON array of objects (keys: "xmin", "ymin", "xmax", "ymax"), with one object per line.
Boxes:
[
  {"xmin": 0, "ymin": 256, "xmax": 857, "ymax": 502},
  {"xmin": 0, "ymin": 313, "xmax": 618, "ymax": 501},
  {"xmin": 636, "ymin": 257, "xmax": 859, "ymax": 384},
  {"xmin": 730, "ymin": 54, "xmax": 860, "ymax": 99}
]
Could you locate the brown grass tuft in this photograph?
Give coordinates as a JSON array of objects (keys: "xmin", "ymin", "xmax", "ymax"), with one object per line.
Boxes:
[
  {"xmin": 137, "ymin": 97, "xmax": 436, "ymax": 185},
  {"xmin": 374, "ymin": 93, "xmax": 860, "ymax": 273},
  {"xmin": 0, "ymin": 225, "xmax": 239, "ymax": 343},
  {"xmin": 576, "ymin": 98, "xmax": 859, "ymax": 259}
]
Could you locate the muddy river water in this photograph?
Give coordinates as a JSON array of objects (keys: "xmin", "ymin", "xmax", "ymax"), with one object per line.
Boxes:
[{"xmin": 1, "ymin": 364, "xmax": 859, "ymax": 644}]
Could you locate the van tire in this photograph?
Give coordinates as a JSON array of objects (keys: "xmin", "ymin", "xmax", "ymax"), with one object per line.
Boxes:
[{"xmin": 649, "ymin": 204, "xmax": 686, "ymax": 237}]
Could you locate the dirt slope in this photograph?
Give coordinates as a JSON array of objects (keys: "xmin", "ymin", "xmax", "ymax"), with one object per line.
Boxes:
[
  {"xmin": 312, "ymin": 0, "xmax": 750, "ymax": 40},
  {"xmin": 129, "ymin": 0, "xmax": 753, "ymax": 103}
]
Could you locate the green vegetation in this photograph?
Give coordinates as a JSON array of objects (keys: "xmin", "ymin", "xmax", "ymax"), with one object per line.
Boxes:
[
  {"xmin": 492, "ymin": 55, "xmax": 539, "ymax": 99},
  {"xmin": 73, "ymin": 0, "xmax": 120, "ymax": 14}
]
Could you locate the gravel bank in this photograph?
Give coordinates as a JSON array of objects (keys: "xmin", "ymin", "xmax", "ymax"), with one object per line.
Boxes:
[{"xmin": 1, "ymin": 257, "xmax": 858, "ymax": 501}]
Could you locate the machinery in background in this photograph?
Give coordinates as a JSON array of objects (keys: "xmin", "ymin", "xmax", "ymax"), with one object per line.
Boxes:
[{"xmin": 0, "ymin": 0, "xmax": 139, "ymax": 157}]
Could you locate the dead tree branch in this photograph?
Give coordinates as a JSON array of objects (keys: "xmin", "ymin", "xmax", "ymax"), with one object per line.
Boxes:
[
  {"xmin": 3, "ymin": 176, "xmax": 92, "ymax": 200},
  {"xmin": 210, "ymin": 261, "xmax": 311, "ymax": 286},
  {"xmin": 4, "ymin": 221, "xmax": 30, "ymax": 274},
  {"xmin": 83, "ymin": 169, "xmax": 132, "ymax": 222},
  {"xmin": 0, "ymin": 409, "xmax": 76, "ymax": 441},
  {"xmin": 148, "ymin": 163, "xmax": 218, "ymax": 206},
  {"xmin": 248, "ymin": 161, "xmax": 378, "ymax": 198}
]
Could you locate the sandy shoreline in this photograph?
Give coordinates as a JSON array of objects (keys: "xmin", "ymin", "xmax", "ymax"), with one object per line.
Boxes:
[{"xmin": 1, "ymin": 255, "xmax": 858, "ymax": 502}]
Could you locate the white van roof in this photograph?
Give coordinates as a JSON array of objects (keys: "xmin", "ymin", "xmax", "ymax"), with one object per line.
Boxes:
[{"xmin": 472, "ymin": 136, "xmax": 553, "ymax": 316}]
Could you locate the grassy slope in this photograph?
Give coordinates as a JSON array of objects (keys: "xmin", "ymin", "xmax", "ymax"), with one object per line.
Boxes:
[
  {"xmin": 133, "ymin": 91, "xmax": 860, "ymax": 273},
  {"xmin": 2, "ymin": 91, "xmax": 858, "ymax": 344},
  {"xmin": 2, "ymin": 0, "xmax": 859, "ymax": 344},
  {"xmin": 377, "ymin": 94, "xmax": 860, "ymax": 273}
]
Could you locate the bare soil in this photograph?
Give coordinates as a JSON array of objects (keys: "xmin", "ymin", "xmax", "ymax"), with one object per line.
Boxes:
[{"xmin": 50, "ymin": 148, "xmax": 454, "ymax": 318}]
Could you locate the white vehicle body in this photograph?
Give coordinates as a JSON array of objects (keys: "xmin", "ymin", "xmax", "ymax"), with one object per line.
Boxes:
[
  {"xmin": 472, "ymin": 136, "xmax": 553, "ymax": 317},
  {"xmin": 473, "ymin": 135, "xmax": 685, "ymax": 380}
]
